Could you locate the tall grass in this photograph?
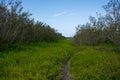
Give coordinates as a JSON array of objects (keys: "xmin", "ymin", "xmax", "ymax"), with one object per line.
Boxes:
[
  {"xmin": 0, "ymin": 40, "xmax": 75, "ymax": 80},
  {"xmin": 70, "ymin": 45, "xmax": 120, "ymax": 80}
]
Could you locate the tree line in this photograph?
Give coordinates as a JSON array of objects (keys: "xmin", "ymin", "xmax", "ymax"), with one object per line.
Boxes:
[
  {"xmin": 0, "ymin": 0, "xmax": 64, "ymax": 50},
  {"xmin": 73, "ymin": 0, "xmax": 120, "ymax": 52}
]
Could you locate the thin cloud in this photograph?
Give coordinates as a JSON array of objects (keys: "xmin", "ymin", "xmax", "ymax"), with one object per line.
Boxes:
[
  {"xmin": 67, "ymin": 13, "xmax": 76, "ymax": 16},
  {"xmin": 53, "ymin": 12, "xmax": 76, "ymax": 17},
  {"xmin": 53, "ymin": 12, "xmax": 67, "ymax": 17}
]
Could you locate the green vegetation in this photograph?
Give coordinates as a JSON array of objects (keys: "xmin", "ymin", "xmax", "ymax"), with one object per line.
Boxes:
[
  {"xmin": 0, "ymin": 40, "xmax": 75, "ymax": 80},
  {"xmin": 72, "ymin": 1, "xmax": 120, "ymax": 79},
  {"xmin": 1, "ymin": 40, "xmax": 120, "ymax": 80},
  {"xmin": 0, "ymin": 0, "xmax": 120, "ymax": 80},
  {"xmin": 70, "ymin": 45, "xmax": 120, "ymax": 80}
]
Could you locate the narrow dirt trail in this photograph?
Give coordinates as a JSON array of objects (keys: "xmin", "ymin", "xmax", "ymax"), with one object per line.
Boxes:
[{"xmin": 62, "ymin": 55, "xmax": 72, "ymax": 80}]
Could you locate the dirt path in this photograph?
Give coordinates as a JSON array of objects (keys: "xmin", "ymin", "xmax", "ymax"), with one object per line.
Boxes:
[{"xmin": 62, "ymin": 55, "xmax": 72, "ymax": 80}]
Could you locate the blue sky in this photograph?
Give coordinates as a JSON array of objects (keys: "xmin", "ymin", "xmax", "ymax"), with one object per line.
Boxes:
[{"xmin": 22, "ymin": 0, "xmax": 108, "ymax": 37}]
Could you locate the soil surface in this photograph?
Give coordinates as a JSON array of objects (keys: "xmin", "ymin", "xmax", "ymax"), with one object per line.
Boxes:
[{"xmin": 62, "ymin": 55, "xmax": 72, "ymax": 80}]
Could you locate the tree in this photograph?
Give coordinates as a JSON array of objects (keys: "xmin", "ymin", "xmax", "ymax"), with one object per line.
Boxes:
[
  {"xmin": 0, "ymin": 0, "xmax": 64, "ymax": 50},
  {"xmin": 103, "ymin": 0, "xmax": 120, "ymax": 52},
  {"xmin": 73, "ymin": 0, "xmax": 120, "ymax": 52}
]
